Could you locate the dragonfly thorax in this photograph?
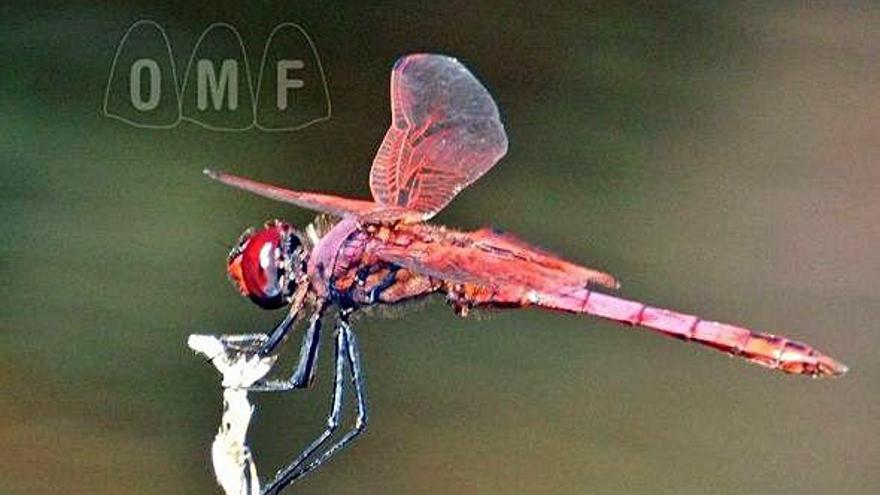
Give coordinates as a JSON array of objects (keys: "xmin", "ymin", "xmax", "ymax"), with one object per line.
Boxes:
[{"xmin": 226, "ymin": 220, "xmax": 308, "ymax": 310}]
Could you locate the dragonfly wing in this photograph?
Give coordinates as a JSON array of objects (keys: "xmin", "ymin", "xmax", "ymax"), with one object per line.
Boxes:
[
  {"xmin": 374, "ymin": 226, "xmax": 618, "ymax": 293},
  {"xmin": 469, "ymin": 228, "xmax": 619, "ymax": 290},
  {"xmin": 205, "ymin": 169, "xmax": 381, "ymax": 217},
  {"xmin": 370, "ymin": 54, "xmax": 509, "ymax": 219}
]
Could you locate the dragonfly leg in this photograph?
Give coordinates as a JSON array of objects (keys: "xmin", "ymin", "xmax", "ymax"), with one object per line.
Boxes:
[
  {"xmin": 260, "ymin": 321, "xmax": 348, "ymax": 495},
  {"xmin": 260, "ymin": 317, "xmax": 368, "ymax": 494},
  {"xmin": 249, "ymin": 309, "xmax": 324, "ymax": 393},
  {"xmin": 286, "ymin": 318, "xmax": 368, "ymax": 484},
  {"xmin": 258, "ymin": 310, "xmax": 297, "ymax": 357},
  {"xmin": 258, "ymin": 286, "xmax": 314, "ymax": 356}
]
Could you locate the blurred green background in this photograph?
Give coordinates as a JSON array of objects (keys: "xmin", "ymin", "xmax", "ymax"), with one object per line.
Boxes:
[{"xmin": 2, "ymin": 1, "xmax": 877, "ymax": 494}]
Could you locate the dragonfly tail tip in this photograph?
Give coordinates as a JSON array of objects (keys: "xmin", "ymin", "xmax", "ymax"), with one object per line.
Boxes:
[{"xmin": 816, "ymin": 354, "xmax": 849, "ymax": 378}]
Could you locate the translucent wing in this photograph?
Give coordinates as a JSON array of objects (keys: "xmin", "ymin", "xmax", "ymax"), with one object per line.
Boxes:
[
  {"xmin": 204, "ymin": 169, "xmax": 381, "ymax": 217},
  {"xmin": 370, "ymin": 54, "xmax": 509, "ymax": 218},
  {"xmin": 373, "ymin": 226, "xmax": 619, "ymax": 293}
]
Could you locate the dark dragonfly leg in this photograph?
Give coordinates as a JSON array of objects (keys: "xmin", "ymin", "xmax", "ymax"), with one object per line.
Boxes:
[
  {"xmin": 260, "ymin": 316, "xmax": 368, "ymax": 495},
  {"xmin": 287, "ymin": 318, "xmax": 368, "ymax": 484},
  {"xmin": 259, "ymin": 310, "xmax": 297, "ymax": 357},
  {"xmin": 261, "ymin": 322, "xmax": 346, "ymax": 494},
  {"xmin": 259, "ymin": 285, "xmax": 314, "ymax": 357},
  {"xmin": 249, "ymin": 308, "xmax": 324, "ymax": 392}
]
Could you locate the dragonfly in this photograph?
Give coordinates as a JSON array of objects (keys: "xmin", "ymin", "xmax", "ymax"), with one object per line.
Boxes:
[{"xmin": 205, "ymin": 53, "xmax": 847, "ymax": 494}]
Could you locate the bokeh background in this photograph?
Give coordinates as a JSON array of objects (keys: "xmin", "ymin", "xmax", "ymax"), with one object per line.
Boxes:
[{"xmin": 2, "ymin": 1, "xmax": 877, "ymax": 494}]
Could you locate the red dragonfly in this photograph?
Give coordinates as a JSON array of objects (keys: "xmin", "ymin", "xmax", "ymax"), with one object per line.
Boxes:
[{"xmin": 206, "ymin": 54, "xmax": 847, "ymax": 494}]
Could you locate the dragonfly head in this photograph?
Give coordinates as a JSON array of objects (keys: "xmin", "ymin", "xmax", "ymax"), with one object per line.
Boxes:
[{"xmin": 226, "ymin": 220, "xmax": 308, "ymax": 310}]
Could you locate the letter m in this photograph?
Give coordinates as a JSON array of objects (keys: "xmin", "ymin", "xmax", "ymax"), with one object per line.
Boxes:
[{"xmin": 197, "ymin": 59, "xmax": 239, "ymax": 110}]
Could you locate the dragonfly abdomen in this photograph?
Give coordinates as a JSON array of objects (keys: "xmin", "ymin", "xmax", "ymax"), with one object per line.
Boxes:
[{"xmin": 456, "ymin": 283, "xmax": 847, "ymax": 378}]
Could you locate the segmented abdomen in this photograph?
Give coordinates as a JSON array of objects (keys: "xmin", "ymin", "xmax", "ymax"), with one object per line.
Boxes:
[{"xmin": 453, "ymin": 284, "xmax": 847, "ymax": 378}]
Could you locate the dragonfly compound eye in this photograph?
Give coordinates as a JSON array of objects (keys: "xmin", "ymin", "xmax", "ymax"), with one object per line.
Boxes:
[{"xmin": 226, "ymin": 221, "xmax": 302, "ymax": 310}]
